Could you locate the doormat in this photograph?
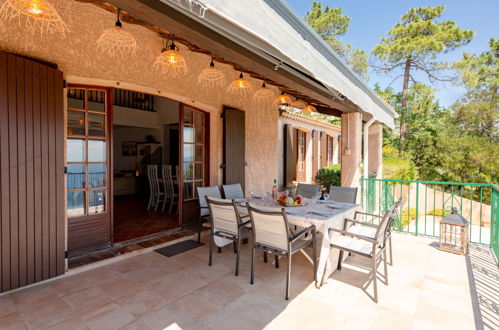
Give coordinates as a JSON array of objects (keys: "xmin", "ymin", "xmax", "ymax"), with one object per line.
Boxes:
[{"xmin": 155, "ymin": 240, "xmax": 204, "ymax": 257}]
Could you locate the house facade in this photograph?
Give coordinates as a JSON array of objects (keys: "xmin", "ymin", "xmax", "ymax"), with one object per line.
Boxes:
[{"xmin": 0, "ymin": 0, "xmax": 396, "ymax": 293}]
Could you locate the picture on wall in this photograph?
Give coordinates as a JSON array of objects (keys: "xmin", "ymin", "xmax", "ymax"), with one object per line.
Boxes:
[{"xmin": 122, "ymin": 141, "xmax": 138, "ymax": 156}]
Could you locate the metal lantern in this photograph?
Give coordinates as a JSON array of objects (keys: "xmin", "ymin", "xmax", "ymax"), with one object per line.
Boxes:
[{"xmin": 439, "ymin": 208, "xmax": 469, "ymax": 255}]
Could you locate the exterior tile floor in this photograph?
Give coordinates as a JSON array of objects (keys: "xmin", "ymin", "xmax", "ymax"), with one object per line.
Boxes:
[{"xmin": 1, "ymin": 232, "xmax": 496, "ymax": 330}]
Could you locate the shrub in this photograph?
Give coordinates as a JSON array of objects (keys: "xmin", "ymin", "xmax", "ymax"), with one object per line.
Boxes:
[
  {"xmin": 315, "ymin": 164, "xmax": 341, "ymax": 194},
  {"xmin": 383, "ymin": 149, "xmax": 418, "ymax": 180},
  {"xmin": 427, "ymin": 208, "xmax": 451, "ymax": 217},
  {"xmin": 401, "ymin": 207, "xmax": 417, "ymax": 228}
]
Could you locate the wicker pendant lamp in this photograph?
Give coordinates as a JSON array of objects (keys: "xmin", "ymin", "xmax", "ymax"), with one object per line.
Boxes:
[
  {"xmin": 0, "ymin": 0, "xmax": 67, "ymax": 35},
  {"xmin": 302, "ymin": 104, "xmax": 318, "ymax": 112},
  {"xmin": 252, "ymin": 81, "xmax": 275, "ymax": 104},
  {"xmin": 290, "ymin": 99, "xmax": 307, "ymax": 109},
  {"xmin": 274, "ymin": 91, "xmax": 292, "ymax": 106},
  {"xmin": 198, "ymin": 55, "xmax": 224, "ymax": 87},
  {"xmin": 154, "ymin": 35, "xmax": 188, "ymax": 76},
  {"xmin": 227, "ymin": 72, "xmax": 252, "ymax": 96},
  {"xmin": 97, "ymin": 8, "xmax": 137, "ymax": 58}
]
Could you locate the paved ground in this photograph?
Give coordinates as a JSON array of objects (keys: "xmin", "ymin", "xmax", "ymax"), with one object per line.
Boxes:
[{"xmin": 0, "ymin": 233, "xmax": 492, "ymax": 329}]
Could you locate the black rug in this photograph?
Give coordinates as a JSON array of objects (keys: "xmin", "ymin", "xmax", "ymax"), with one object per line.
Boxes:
[{"xmin": 154, "ymin": 239, "xmax": 204, "ymax": 257}]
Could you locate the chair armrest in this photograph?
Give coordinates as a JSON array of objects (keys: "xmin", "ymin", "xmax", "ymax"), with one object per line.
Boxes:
[
  {"xmin": 290, "ymin": 225, "xmax": 316, "ymax": 243},
  {"xmin": 354, "ymin": 211, "xmax": 383, "ymax": 219},
  {"xmin": 345, "ymin": 218, "xmax": 379, "ymax": 228},
  {"xmin": 239, "ymin": 220, "xmax": 251, "ymax": 228},
  {"xmin": 329, "ymin": 228, "xmax": 376, "ymax": 244}
]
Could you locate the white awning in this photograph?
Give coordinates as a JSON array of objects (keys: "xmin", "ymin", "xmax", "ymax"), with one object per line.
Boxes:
[{"xmin": 161, "ymin": 0, "xmax": 396, "ymax": 128}]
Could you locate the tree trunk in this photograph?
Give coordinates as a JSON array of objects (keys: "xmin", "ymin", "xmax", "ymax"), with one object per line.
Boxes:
[{"xmin": 400, "ymin": 57, "xmax": 411, "ymax": 153}]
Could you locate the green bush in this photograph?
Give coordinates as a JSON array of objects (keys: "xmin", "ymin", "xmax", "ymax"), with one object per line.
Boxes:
[
  {"xmin": 315, "ymin": 164, "xmax": 341, "ymax": 194},
  {"xmin": 401, "ymin": 208, "xmax": 417, "ymax": 228},
  {"xmin": 427, "ymin": 208, "xmax": 451, "ymax": 217},
  {"xmin": 382, "ymin": 146, "xmax": 418, "ymax": 180}
]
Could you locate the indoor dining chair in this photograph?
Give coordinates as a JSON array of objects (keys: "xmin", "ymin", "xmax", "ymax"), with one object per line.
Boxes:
[
  {"xmin": 147, "ymin": 165, "xmax": 164, "ymax": 211},
  {"xmin": 161, "ymin": 165, "xmax": 178, "ymax": 213},
  {"xmin": 247, "ymin": 203, "xmax": 317, "ymax": 300}
]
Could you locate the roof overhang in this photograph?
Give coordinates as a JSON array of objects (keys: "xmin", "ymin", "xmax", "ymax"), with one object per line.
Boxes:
[{"xmin": 99, "ymin": 0, "xmax": 396, "ymax": 128}]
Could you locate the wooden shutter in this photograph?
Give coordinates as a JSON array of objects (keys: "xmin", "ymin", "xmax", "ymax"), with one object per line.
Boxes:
[
  {"xmin": 223, "ymin": 107, "xmax": 245, "ymax": 190},
  {"xmin": 0, "ymin": 52, "xmax": 65, "ymax": 293},
  {"xmin": 312, "ymin": 130, "xmax": 319, "ymax": 180},
  {"xmin": 283, "ymin": 124, "xmax": 296, "ymax": 186},
  {"xmin": 320, "ymin": 132, "xmax": 327, "ymax": 168}
]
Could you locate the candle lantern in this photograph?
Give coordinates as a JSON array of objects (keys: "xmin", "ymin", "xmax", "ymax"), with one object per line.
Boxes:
[{"xmin": 439, "ymin": 207, "xmax": 469, "ymax": 255}]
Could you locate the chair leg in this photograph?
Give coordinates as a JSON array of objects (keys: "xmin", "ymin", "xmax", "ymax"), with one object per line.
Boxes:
[
  {"xmin": 218, "ymin": 247, "xmax": 222, "ymax": 253},
  {"xmin": 208, "ymin": 234, "xmax": 213, "ymax": 266},
  {"xmin": 233, "ymin": 242, "xmax": 237, "ymax": 254},
  {"xmin": 383, "ymin": 249, "xmax": 388, "ymax": 285},
  {"xmin": 197, "ymin": 219, "xmax": 202, "ymax": 244},
  {"xmin": 312, "ymin": 237, "xmax": 317, "ymax": 284},
  {"xmin": 250, "ymin": 246, "xmax": 255, "ymax": 285},
  {"xmin": 337, "ymin": 250, "xmax": 344, "ymax": 270},
  {"xmin": 389, "ymin": 234, "xmax": 393, "ymax": 266},
  {"xmin": 275, "ymin": 255, "xmax": 280, "ymax": 269},
  {"xmin": 263, "ymin": 251, "xmax": 268, "ymax": 263},
  {"xmin": 235, "ymin": 238, "xmax": 241, "ymax": 276},
  {"xmin": 286, "ymin": 254, "xmax": 291, "ymax": 300},
  {"xmin": 372, "ymin": 255, "xmax": 378, "ymax": 303}
]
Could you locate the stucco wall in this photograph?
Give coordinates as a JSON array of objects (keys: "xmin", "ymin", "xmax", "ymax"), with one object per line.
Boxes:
[{"xmin": 0, "ymin": 0, "xmax": 280, "ymax": 194}]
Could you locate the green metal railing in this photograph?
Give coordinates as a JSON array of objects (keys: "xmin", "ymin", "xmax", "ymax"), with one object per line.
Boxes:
[{"xmin": 360, "ymin": 178, "xmax": 499, "ymax": 263}]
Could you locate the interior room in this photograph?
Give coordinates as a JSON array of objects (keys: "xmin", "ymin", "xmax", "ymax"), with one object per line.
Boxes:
[{"xmin": 112, "ymin": 89, "xmax": 180, "ymax": 242}]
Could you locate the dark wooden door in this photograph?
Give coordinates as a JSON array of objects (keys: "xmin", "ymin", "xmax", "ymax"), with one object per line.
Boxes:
[
  {"xmin": 312, "ymin": 130, "xmax": 319, "ymax": 179},
  {"xmin": 0, "ymin": 52, "xmax": 65, "ymax": 293},
  {"xmin": 66, "ymin": 86, "xmax": 112, "ymax": 255},
  {"xmin": 283, "ymin": 124, "xmax": 296, "ymax": 187},
  {"xmin": 222, "ymin": 107, "xmax": 246, "ymax": 189}
]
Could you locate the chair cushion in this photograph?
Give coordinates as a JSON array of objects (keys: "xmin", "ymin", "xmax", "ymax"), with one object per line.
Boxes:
[
  {"xmin": 330, "ymin": 234, "xmax": 373, "ymax": 256},
  {"xmin": 347, "ymin": 224, "xmax": 376, "ymax": 239}
]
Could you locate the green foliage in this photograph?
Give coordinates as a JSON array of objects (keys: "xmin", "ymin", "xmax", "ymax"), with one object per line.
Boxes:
[
  {"xmin": 427, "ymin": 208, "xmax": 451, "ymax": 217},
  {"xmin": 401, "ymin": 208, "xmax": 417, "ymax": 228},
  {"xmin": 382, "ymin": 146, "xmax": 417, "ymax": 180},
  {"xmin": 305, "ymin": 1, "xmax": 368, "ymax": 80},
  {"xmin": 315, "ymin": 165, "xmax": 341, "ymax": 193},
  {"xmin": 372, "ymin": 6, "xmax": 474, "ymax": 67}
]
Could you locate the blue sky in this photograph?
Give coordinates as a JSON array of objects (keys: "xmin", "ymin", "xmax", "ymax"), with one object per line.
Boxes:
[{"xmin": 285, "ymin": 0, "xmax": 499, "ymax": 107}]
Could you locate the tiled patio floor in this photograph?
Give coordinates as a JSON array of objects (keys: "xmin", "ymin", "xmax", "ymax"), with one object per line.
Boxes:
[{"xmin": 0, "ymin": 233, "xmax": 491, "ymax": 329}]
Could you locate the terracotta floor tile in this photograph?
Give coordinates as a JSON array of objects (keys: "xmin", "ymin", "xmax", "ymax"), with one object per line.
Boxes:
[
  {"xmin": 96, "ymin": 276, "xmax": 142, "ymax": 299},
  {"xmin": 117, "ymin": 288, "xmax": 167, "ymax": 318},
  {"xmin": 79, "ymin": 302, "xmax": 136, "ymax": 330},
  {"xmin": 62, "ymin": 285, "xmax": 113, "ymax": 315},
  {"xmin": 0, "ymin": 311, "xmax": 30, "ymax": 330}
]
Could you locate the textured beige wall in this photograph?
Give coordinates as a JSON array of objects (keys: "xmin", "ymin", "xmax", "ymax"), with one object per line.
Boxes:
[{"xmin": 0, "ymin": 0, "xmax": 280, "ymax": 194}]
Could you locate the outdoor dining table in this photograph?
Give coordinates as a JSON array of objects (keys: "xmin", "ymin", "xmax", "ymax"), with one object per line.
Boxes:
[{"xmin": 238, "ymin": 196, "xmax": 362, "ymax": 287}]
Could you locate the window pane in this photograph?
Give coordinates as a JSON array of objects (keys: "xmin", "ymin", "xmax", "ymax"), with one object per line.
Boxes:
[
  {"xmin": 195, "ymin": 127, "xmax": 204, "ymax": 144},
  {"xmin": 194, "ymin": 111, "xmax": 203, "ymax": 126},
  {"xmin": 183, "ymin": 127, "xmax": 194, "ymax": 143},
  {"xmin": 183, "ymin": 107, "xmax": 192, "ymax": 124},
  {"xmin": 195, "ymin": 145, "xmax": 203, "ymax": 162},
  {"xmin": 183, "ymin": 163, "xmax": 193, "ymax": 180},
  {"xmin": 88, "ymin": 164, "xmax": 106, "ymax": 188},
  {"xmin": 67, "ymin": 164, "xmax": 85, "ymax": 189},
  {"xmin": 183, "ymin": 144, "xmax": 194, "ymax": 162},
  {"xmin": 67, "ymin": 111, "xmax": 85, "ymax": 136},
  {"xmin": 88, "ymin": 113, "xmax": 105, "ymax": 137},
  {"xmin": 88, "ymin": 90, "xmax": 105, "ymax": 112},
  {"xmin": 195, "ymin": 163, "xmax": 203, "ymax": 180},
  {"xmin": 88, "ymin": 190, "xmax": 106, "ymax": 214},
  {"xmin": 88, "ymin": 140, "xmax": 106, "ymax": 162},
  {"xmin": 67, "ymin": 139, "xmax": 85, "ymax": 162},
  {"xmin": 67, "ymin": 191, "xmax": 85, "ymax": 217},
  {"xmin": 67, "ymin": 89, "xmax": 85, "ymax": 109}
]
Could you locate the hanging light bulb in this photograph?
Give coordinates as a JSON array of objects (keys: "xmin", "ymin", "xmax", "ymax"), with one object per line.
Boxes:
[
  {"xmin": 302, "ymin": 104, "xmax": 318, "ymax": 113},
  {"xmin": 154, "ymin": 35, "xmax": 188, "ymax": 76},
  {"xmin": 252, "ymin": 81, "xmax": 275, "ymax": 104},
  {"xmin": 274, "ymin": 91, "xmax": 292, "ymax": 107},
  {"xmin": 198, "ymin": 54, "xmax": 224, "ymax": 87},
  {"xmin": 0, "ymin": 0, "xmax": 67, "ymax": 35},
  {"xmin": 227, "ymin": 72, "xmax": 252, "ymax": 96},
  {"xmin": 97, "ymin": 8, "xmax": 137, "ymax": 58},
  {"xmin": 290, "ymin": 99, "xmax": 307, "ymax": 109}
]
